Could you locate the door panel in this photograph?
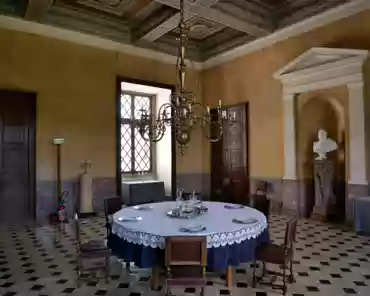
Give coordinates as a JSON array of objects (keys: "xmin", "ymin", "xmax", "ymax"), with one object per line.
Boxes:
[
  {"xmin": 211, "ymin": 103, "xmax": 249, "ymax": 204},
  {"xmin": 0, "ymin": 90, "xmax": 36, "ymax": 224}
]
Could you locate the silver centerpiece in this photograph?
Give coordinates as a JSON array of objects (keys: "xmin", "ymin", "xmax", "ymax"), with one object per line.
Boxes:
[{"xmin": 167, "ymin": 189, "xmax": 208, "ymax": 219}]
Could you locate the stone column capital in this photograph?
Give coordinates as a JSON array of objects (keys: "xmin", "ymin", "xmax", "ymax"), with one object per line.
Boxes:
[{"xmin": 347, "ymin": 81, "xmax": 364, "ymax": 90}]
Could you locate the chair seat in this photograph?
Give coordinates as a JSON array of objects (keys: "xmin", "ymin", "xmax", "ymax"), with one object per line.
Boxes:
[
  {"xmin": 81, "ymin": 240, "xmax": 108, "ymax": 252},
  {"xmin": 256, "ymin": 243, "xmax": 292, "ymax": 264}
]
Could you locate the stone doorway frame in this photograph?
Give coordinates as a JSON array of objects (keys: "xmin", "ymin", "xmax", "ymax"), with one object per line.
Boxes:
[{"xmin": 274, "ymin": 47, "xmax": 368, "ymax": 218}]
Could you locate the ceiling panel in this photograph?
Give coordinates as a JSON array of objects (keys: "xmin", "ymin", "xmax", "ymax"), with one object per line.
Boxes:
[
  {"xmin": 76, "ymin": 0, "xmax": 134, "ymax": 16},
  {"xmin": 172, "ymin": 16, "xmax": 225, "ymax": 41},
  {"xmin": 0, "ymin": 0, "xmax": 353, "ymax": 62}
]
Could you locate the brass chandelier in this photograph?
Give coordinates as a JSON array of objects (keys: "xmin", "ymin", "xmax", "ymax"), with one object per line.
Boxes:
[{"xmin": 137, "ymin": 0, "xmax": 235, "ymax": 154}]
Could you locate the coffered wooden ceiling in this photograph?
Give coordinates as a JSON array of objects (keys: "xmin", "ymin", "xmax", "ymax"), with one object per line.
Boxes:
[{"xmin": 0, "ymin": 0, "xmax": 352, "ymax": 61}]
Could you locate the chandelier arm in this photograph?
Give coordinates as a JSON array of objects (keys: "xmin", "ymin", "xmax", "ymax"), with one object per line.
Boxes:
[
  {"xmin": 156, "ymin": 102, "xmax": 176, "ymax": 122},
  {"xmin": 139, "ymin": 122, "xmax": 166, "ymax": 142},
  {"xmin": 202, "ymin": 121, "xmax": 223, "ymax": 142}
]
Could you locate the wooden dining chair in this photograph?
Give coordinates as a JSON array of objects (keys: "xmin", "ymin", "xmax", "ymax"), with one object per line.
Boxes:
[
  {"xmin": 104, "ymin": 196, "xmax": 122, "ymax": 238},
  {"xmin": 74, "ymin": 212, "xmax": 111, "ymax": 286},
  {"xmin": 250, "ymin": 181, "xmax": 270, "ymax": 220},
  {"xmin": 252, "ymin": 216, "xmax": 297, "ymax": 295},
  {"xmin": 250, "ymin": 194, "xmax": 270, "ymax": 221},
  {"xmin": 164, "ymin": 236, "xmax": 207, "ymax": 296},
  {"xmin": 103, "ymin": 196, "xmax": 132, "ymax": 272}
]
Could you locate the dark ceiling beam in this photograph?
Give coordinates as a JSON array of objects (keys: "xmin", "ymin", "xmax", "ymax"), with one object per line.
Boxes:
[
  {"xmin": 278, "ymin": 0, "xmax": 348, "ymax": 28},
  {"xmin": 141, "ymin": 0, "xmax": 270, "ymax": 42},
  {"xmin": 213, "ymin": 1, "xmax": 273, "ymax": 30},
  {"xmin": 24, "ymin": 0, "xmax": 53, "ymax": 21},
  {"xmin": 140, "ymin": 0, "xmax": 218, "ymax": 42},
  {"xmin": 196, "ymin": 6, "xmax": 271, "ymax": 36},
  {"xmin": 128, "ymin": 0, "xmax": 156, "ymax": 17}
]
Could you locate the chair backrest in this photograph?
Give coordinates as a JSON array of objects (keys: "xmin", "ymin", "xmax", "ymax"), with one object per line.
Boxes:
[
  {"xmin": 73, "ymin": 212, "xmax": 82, "ymax": 251},
  {"xmin": 251, "ymin": 194, "xmax": 270, "ymax": 219},
  {"xmin": 165, "ymin": 236, "xmax": 207, "ymax": 267},
  {"xmin": 104, "ymin": 196, "xmax": 122, "ymax": 217},
  {"xmin": 284, "ymin": 216, "xmax": 298, "ymax": 249}
]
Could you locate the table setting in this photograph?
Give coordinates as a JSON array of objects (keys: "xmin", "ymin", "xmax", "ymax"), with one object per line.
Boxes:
[{"xmin": 108, "ymin": 191, "xmax": 269, "ymax": 278}]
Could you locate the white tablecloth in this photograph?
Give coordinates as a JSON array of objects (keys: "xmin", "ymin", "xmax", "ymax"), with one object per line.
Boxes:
[{"xmin": 112, "ymin": 201, "xmax": 267, "ymax": 249}]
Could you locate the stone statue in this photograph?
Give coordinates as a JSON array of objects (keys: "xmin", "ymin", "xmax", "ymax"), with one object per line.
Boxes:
[
  {"xmin": 313, "ymin": 129, "xmax": 338, "ymax": 160},
  {"xmin": 312, "ymin": 130, "xmax": 337, "ymax": 220}
]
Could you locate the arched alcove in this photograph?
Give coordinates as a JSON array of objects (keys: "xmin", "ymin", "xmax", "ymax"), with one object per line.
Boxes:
[{"xmin": 297, "ymin": 96, "xmax": 346, "ymax": 219}]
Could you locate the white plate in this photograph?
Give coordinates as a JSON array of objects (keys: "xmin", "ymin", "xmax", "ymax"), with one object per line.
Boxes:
[
  {"xmin": 132, "ymin": 205, "xmax": 153, "ymax": 210},
  {"xmin": 118, "ymin": 216, "xmax": 143, "ymax": 222},
  {"xmin": 179, "ymin": 225, "xmax": 206, "ymax": 233},
  {"xmin": 232, "ymin": 218, "xmax": 258, "ymax": 224}
]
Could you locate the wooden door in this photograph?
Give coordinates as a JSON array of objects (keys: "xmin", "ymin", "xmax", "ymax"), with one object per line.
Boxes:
[
  {"xmin": 211, "ymin": 103, "xmax": 249, "ymax": 204},
  {"xmin": 0, "ymin": 90, "xmax": 36, "ymax": 224}
]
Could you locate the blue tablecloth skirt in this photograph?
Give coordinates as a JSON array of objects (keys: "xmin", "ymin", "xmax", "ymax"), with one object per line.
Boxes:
[{"xmin": 108, "ymin": 229, "xmax": 270, "ymax": 271}]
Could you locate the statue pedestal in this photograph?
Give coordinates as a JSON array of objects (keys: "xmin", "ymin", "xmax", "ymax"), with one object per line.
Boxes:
[
  {"xmin": 311, "ymin": 159, "xmax": 336, "ymax": 221},
  {"xmin": 80, "ymin": 172, "xmax": 93, "ymax": 214}
]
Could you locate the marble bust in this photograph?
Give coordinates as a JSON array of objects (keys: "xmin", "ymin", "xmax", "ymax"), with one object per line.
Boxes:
[{"xmin": 313, "ymin": 129, "xmax": 338, "ymax": 160}]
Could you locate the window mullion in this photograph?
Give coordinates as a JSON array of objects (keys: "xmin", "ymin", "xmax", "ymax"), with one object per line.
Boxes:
[{"xmin": 131, "ymin": 95, "xmax": 135, "ymax": 174}]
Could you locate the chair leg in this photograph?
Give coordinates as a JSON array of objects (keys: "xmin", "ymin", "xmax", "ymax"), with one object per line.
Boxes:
[
  {"xmin": 262, "ymin": 262, "xmax": 266, "ymax": 278},
  {"xmin": 105, "ymin": 256, "xmax": 110, "ymax": 283},
  {"xmin": 126, "ymin": 262, "xmax": 131, "ymax": 273},
  {"xmin": 200, "ymin": 287, "xmax": 205, "ymax": 296},
  {"xmin": 282, "ymin": 262, "xmax": 287, "ymax": 295},
  {"xmin": 151, "ymin": 266, "xmax": 159, "ymax": 290},
  {"xmin": 288, "ymin": 259, "xmax": 295, "ymax": 283},
  {"xmin": 76, "ymin": 257, "xmax": 81, "ymax": 288},
  {"xmin": 252, "ymin": 259, "xmax": 257, "ymax": 288},
  {"xmin": 226, "ymin": 266, "xmax": 233, "ymax": 290}
]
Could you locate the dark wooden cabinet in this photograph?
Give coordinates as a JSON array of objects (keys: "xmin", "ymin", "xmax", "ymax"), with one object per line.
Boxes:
[{"xmin": 211, "ymin": 103, "xmax": 249, "ymax": 205}]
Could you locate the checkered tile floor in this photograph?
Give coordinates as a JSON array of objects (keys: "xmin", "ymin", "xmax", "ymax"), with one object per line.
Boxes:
[{"xmin": 1, "ymin": 214, "xmax": 370, "ymax": 296}]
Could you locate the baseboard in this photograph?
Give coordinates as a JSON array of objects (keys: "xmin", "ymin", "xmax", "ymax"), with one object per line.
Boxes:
[
  {"xmin": 280, "ymin": 207, "xmax": 298, "ymax": 217},
  {"xmin": 79, "ymin": 212, "xmax": 97, "ymax": 219}
]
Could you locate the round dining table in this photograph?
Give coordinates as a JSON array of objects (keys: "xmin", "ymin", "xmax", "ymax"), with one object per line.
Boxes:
[{"xmin": 108, "ymin": 201, "xmax": 269, "ymax": 288}]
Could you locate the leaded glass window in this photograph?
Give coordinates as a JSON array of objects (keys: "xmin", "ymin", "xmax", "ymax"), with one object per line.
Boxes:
[{"xmin": 120, "ymin": 92, "xmax": 152, "ymax": 174}]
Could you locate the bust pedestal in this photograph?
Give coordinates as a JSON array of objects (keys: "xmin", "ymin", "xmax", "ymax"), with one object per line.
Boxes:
[{"xmin": 311, "ymin": 159, "xmax": 336, "ymax": 221}]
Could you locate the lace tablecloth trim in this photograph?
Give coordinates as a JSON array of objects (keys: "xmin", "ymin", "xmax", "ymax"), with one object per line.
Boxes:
[{"xmin": 112, "ymin": 219, "xmax": 268, "ymax": 249}]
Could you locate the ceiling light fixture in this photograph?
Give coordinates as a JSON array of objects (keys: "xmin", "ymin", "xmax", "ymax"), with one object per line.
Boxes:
[{"xmin": 137, "ymin": 0, "xmax": 235, "ymax": 155}]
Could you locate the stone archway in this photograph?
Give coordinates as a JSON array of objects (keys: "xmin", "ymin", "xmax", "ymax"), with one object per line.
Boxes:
[{"xmin": 274, "ymin": 47, "xmax": 368, "ymax": 220}]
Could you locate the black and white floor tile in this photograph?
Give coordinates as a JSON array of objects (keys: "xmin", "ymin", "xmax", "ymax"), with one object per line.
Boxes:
[{"xmin": 1, "ymin": 215, "xmax": 370, "ymax": 296}]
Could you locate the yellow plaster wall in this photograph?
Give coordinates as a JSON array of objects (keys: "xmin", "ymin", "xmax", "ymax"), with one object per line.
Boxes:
[
  {"xmin": 0, "ymin": 28, "xmax": 203, "ymax": 181},
  {"xmin": 2, "ymin": 8, "xmax": 370, "ymax": 184}
]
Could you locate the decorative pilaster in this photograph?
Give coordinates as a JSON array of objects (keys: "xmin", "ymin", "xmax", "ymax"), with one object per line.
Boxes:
[
  {"xmin": 346, "ymin": 82, "xmax": 368, "ymax": 222},
  {"xmin": 347, "ymin": 82, "xmax": 367, "ymax": 186},
  {"xmin": 282, "ymin": 92, "xmax": 300, "ymax": 212},
  {"xmin": 283, "ymin": 92, "xmax": 297, "ymax": 180}
]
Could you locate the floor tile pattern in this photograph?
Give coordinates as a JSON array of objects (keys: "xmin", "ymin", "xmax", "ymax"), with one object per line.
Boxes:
[{"xmin": 0, "ymin": 215, "xmax": 370, "ymax": 296}]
